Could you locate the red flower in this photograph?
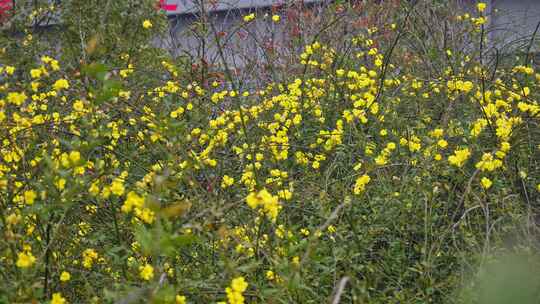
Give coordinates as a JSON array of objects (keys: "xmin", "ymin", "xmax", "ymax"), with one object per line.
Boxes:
[
  {"xmin": 0, "ymin": 0, "xmax": 12, "ymax": 23},
  {"xmin": 158, "ymin": 0, "xmax": 177, "ymax": 11},
  {"xmin": 0, "ymin": 0, "xmax": 13, "ymax": 14}
]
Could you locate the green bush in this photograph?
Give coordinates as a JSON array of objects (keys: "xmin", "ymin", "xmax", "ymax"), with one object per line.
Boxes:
[{"xmin": 0, "ymin": 1, "xmax": 539, "ymax": 303}]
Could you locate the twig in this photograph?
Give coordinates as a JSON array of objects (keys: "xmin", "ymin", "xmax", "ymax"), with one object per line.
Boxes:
[
  {"xmin": 524, "ymin": 20, "xmax": 540, "ymax": 66},
  {"xmin": 300, "ymin": 200, "xmax": 349, "ymax": 267},
  {"xmin": 330, "ymin": 276, "xmax": 350, "ymax": 304}
]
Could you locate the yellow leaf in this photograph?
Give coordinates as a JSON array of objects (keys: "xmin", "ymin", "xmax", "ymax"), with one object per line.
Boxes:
[
  {"xmin": 161, "ymin": 201, "xmax": 191, "ymax": 219},
  {"xmin": 86, "ymin": 34, "xmax": 100, "ymax": 55}
]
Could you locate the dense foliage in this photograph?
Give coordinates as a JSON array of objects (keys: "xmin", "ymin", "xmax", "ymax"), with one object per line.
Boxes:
[{"xmin": 0, "ymin": 1, "xmax": 539, "ymax": 303}]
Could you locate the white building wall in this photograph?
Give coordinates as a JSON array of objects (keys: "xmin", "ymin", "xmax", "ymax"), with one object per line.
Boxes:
[
  {"xmin": 490, "ymin": 0, "xmax": 540, "ymax": 52},
  {"xmin": 159, "ymin": 1, "xmax": 326, "ymax": 84},
  {"xmin": 163, "ymin": 0, "xmax": 320, "ymax": 15},
  {"xmin": 160, "ymin": 0, "xmax": 540, "ymax": 71}
]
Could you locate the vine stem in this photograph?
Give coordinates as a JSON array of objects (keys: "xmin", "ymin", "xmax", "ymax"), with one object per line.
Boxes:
[{"xmin": 43, "ymin": 216, "xmax": 52, "ymax": 300}]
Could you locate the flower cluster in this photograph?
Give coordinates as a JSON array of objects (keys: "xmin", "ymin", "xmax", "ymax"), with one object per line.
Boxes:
[
  {"xmin": 246, "ymin": 189, "xmax": 281, "ymax": 221},
  {"xmin": 222, "ymin": 277, "xmax": 248, "ymax": 304}
]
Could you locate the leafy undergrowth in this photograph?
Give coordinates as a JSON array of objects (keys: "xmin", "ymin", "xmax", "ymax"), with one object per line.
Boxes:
[{"xmin": 0, "ymin": 1, "xmax": 539, "ymax": 303}]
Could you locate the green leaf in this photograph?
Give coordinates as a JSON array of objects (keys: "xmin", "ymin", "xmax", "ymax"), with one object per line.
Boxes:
[{"xmin": 82, "ymin": 62, "xmax": 109, "ymax": 81}]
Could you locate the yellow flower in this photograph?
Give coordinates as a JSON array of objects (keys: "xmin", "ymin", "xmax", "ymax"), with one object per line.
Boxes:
[
  {"xmin": 53, "ymin": 79, "xmax": 69, "ymax": 91},
  {"xmin": 7, "ymin": 92, "xmax": 27, "ymax": 106},
  {"xmin": 60, "ymin": 271, "xmax": 71, "ymax": 282},
  {"xmin": 24, "ymin": 190, "xmax": 37, "ymax": 205},
  {"xmin": 176, "ymin": 295, "xmax": 187, "ymax": 304},
  {"xmin": 136, "ymin": 207, "xmax": 155, "ymax": 224},
  {"xmin": 30, "ymin": 68, "xmax": 42, "ymax": 78},
  {"xmin": 89, "ymin": 182, "xmax": 100, "ymax": 196},
  {"xmin": 448, "ymin": 148, "xmax": 471, "ymax": 167},
  {"xmin": 5, "ymin": 66, "xmax": 15, "ymax": 75},
  {"xmin": 243, "ymin": 13, "xmax": 255, "ymax": 22},
  {"xmin": 110, "ymin": 179, "xmax": 125, "ymax": 196},
  {"xmin": 51, "ymin": 292, "xmax": 67, "ymax": 304},
  {"xmin": 246, "ymin": 189, "xmax": 266, "ymax": 208},
  {"xmin": 481, "ymin": 177, "xmax": 492, "ymax": 189},
  {"xmin": 6, "ymin": 213, "xmax": 21, "ymax": 226},
  {"xmin": 142, "ymin": 20, "xmax": 153, "ymax": 29},
  {"xmin": 16, "ymin": 251, "xmax": 36, "ymax": 268},
  {"xmin": 475, "ymin": 153, "xmax": 502, "ymax": 172},
  {"xmin": 231, "ymin": 277, "xmax": 248, "ymax": 293},
  {"xmin": 139, "ymin": 263, "xmax": 154, "ymax": 281},
  {"xmin": 69, "ymin": 151, "xmax": 81, "ymax": 164},
  {"xmin": 437, "ymin": 139, "xmax": 448, "ymax": 148},
  {"xmin": 221, "ymin": 175, "xmax": 235, "ymax": 188},
  {"xmin": 50, "ymin": 60, "xmax": 60, "ymax": 71},
  {"xmin": 374, "ymin": 155, "xmax": 387, "ymax": 166},
  {"xmin": 429, "ymin": 128, "xmax": 444, "ymax": 138},
  {"xmin": 82, "ymin": 248, "xmax": 98, "ymax": 268},
  {"xmin": 246, "ymin": 189, "xmax": 281, "ymax": 221},
  {"xmin": 473, "ymin": 17, "xmax": 486, "ymax": 26},
  {"xmin": 353, "ymin": 174, "xmax": 371, "ymax": 195},
  {"xmin": 120, "ymin": 69, "xmax": 132, "ymax": 78},
  {"xmin": 41, "ymin": 55, "xmax": 52, "ymax": 63},
  {"xmin": 477, "ymin": 2, "xmax": 487, "ymax": 12},
  {"xmin": 327, "ymin": 225, "xmax": 336, "ymax": 233},
  {"xmin": 73, "ymin": 100, "xmax": 84, "ymax": 112},
  {"xmin": 225, "ymin": 276, "xmax": 248, "ymax": 304},
  {"xmin": 55, "ymin": 178, "xmax": 66, "ymax": 190},
  {"xmin": 272, "ymin": 15, "xmax": 280, "ymax": 22},
  {"xmin": 121, "ymin": 191, "xmax": 145, "ymax": 213}
]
